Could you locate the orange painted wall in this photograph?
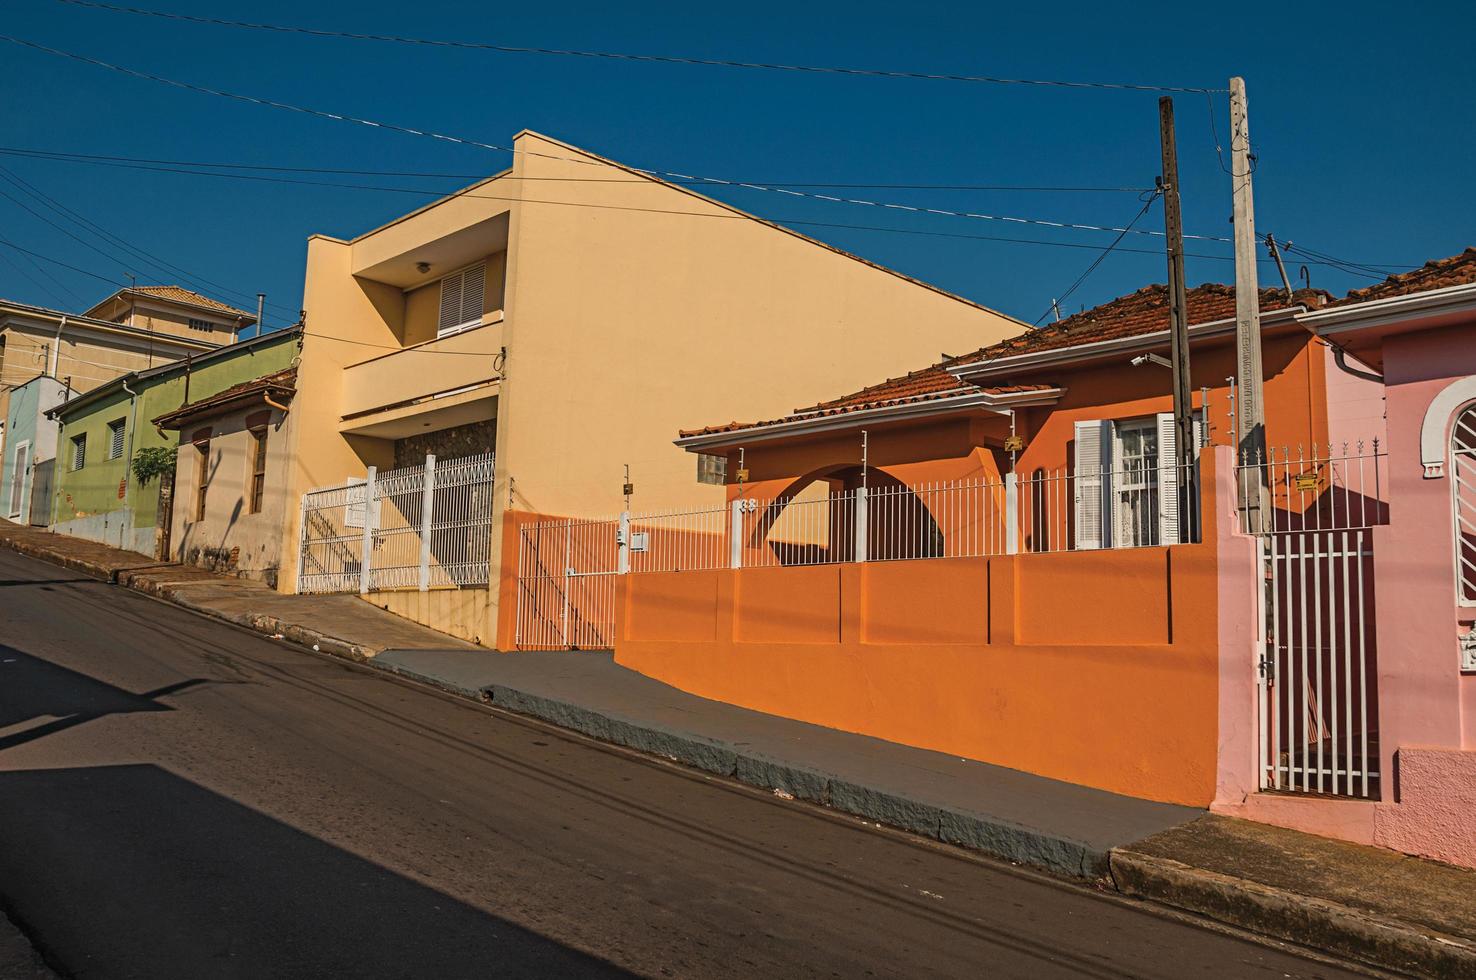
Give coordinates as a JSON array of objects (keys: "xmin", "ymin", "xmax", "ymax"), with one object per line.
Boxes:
[
  {"xmin": 614, "ymin": 456, "xmax": 1227, "ymax": 807},
  {"xmin": 718, "ymin": 331, "xmax": 1337, "ymax": 506}
]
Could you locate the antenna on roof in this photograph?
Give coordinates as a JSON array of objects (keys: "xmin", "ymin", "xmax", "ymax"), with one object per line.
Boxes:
[{"xmin": 1050, "ymin": 299, "xmax": 1062, "ymax": 322}]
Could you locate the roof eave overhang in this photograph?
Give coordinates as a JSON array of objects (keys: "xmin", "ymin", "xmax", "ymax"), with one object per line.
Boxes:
[
  {"xmin": 152, "ymin": 385, "xmax": 295, "ymax": 430},
  {"xmin": 946, "ymin": 307, "xmax": 1306, "ymax": 383},
  {"xmin": 674, "ymin": 387, "xmax": 1063, "ymax": 451},
  {"xmin": 1297, "ymin": 282, "xmax": 1476, "ymax": 340}
]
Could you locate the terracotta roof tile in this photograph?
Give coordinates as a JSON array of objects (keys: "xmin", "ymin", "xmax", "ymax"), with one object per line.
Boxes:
[
  {"xmin": 948, "ymin": 282, "xmax": 1329, "ymax": 369},
  {"xmin": 130, "ymin": 285, "xmax": 255, "ymax": 319},
  {"xmin": 151, "ymin": 368, "xmax": 295, "ymax": 427},
  {"xmin": 1330, "ymin": 247, "xmax": 1476, "ymax": 307},
  {"xmin": 678, "ymin": 382, "xmax": 1053, "ymax": 439}
]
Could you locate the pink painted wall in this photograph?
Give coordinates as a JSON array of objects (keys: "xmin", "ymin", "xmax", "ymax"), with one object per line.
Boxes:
[
  {"xmin": 1373, "ymin": 324, "xmax": 1476, "ymax": 776},
  {"xmin": 1217, "ymin": 321, "xmax": 1476, "ymax": 869},
  {"xmin": 1323, "ymin": 345, "xmax": 1388, "ymax": 453}
]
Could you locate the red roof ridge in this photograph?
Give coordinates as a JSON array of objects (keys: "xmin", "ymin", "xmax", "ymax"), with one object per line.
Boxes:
[{"xmin": 1332, "ymin": 247, "xmax": 1476, "ymax": 307}]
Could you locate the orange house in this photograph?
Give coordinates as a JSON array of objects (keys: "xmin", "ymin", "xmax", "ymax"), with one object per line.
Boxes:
[
  {"xmin": 676, "ymin": 282, "xmax": 1370, "ymax": 532},
  {"xmin": 608, "ymin": 281, "xmax": 1389, "ymax": 808}
]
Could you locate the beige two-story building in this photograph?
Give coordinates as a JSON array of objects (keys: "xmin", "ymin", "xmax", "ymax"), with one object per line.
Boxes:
[{"xmin": 279, "ymin": 130, "xmax": 1025, "ymax": 646}]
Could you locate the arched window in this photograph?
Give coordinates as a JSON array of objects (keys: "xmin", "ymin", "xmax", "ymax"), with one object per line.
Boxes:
[{"xmin": 1453, "ymin": 403, "xmax": 1476, "ymax": 604}]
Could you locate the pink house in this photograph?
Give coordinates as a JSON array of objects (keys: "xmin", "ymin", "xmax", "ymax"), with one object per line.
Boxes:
[{"xmin": 1215, "ymin": 248, "xmax": 1476, "ymax": 868}]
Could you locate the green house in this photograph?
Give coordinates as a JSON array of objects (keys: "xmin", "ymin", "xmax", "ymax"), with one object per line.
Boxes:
[{"xmin": 48, "ymin": 326, "xmax": 301, "ymax": 556}]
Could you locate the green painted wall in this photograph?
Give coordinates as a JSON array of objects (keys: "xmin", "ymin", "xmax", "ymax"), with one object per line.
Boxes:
[{"xmin": 52, "ymin": 331, "xmax": 299, "ymax": 530}]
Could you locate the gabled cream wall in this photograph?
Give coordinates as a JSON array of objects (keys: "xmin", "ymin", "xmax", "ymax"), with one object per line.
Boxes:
[
  {"xmin": 276, "ymin": 235, "xmax": 403, "ymax": 591},
  {"xmin": 497, "ymin": 131, "xmax": 1023, "ymax": 520}
]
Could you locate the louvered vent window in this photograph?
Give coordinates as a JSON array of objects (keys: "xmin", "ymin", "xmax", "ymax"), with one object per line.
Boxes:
[
  {"xmin": 437, "ymin": 263, "xmax": 486, "ymax": 338},
  {"xmin": 108, "ymin": 418, "xmax": 126, "ymax": 460}
]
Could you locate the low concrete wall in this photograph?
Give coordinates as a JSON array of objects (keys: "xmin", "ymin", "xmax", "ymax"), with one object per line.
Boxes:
[
  {"xmin": 615, "ymin": 532, "xmax": 1224, "ymax": 807},
  {"xmin": 51, "ymin": 509, "xmax": 153, "ymax": 558}
]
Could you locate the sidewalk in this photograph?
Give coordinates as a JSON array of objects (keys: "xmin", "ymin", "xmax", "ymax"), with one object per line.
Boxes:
[
  {"xmin": 3, "ymin": 519, "xmax": 1472, "ymax": 976},
  {"xmin": 0, "ymin": 521, "xmax": 479, "ymax": 659}
]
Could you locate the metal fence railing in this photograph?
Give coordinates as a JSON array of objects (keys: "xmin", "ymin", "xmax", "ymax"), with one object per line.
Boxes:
[
  {"xmin": 297, "ymin": 452, "xmax": 494, "ymax": 595},
  {"xmin": 512, "ymin": 457, "xmax": 1206, "ymax": 648}
]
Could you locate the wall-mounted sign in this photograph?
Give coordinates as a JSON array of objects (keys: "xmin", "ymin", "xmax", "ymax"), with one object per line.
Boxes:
[
  {"xmin": 1003, "ymin": 435, "xmax": 1025, "ymax": 452},
  {"xmin": 1293, "ymin": 472, "xmax": 1320, "ymax": 493}
]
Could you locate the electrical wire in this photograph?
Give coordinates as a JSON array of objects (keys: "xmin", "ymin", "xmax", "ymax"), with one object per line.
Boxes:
[
  {"xmin": 0, "ymin": 34, "xmax": 1232, "ymax": 243},
  {"xmin": 0, "ymin": 165, "xmax": 1390, "ymax": 284},
  {"xmin": 0, "ymin": 147, "xmax": 1155, "ymax": 193},
  {"xmin": 51, "ymin": 0, "xmax": 1224, "ymax": 93},
  {"xmin": 0, "ymin": 243, "xmax": 78, "ymax": 309},
  {"xmin": 1279, "ymin": 242, "xmax": 1405, "ymax": 280},
  {"xmin": 0, "ymin": 165, "xmax": 297, "ymax": 318},
  {"xmin": 1033, "ymin": 193, "xmax": 1160, "ymax": 325}
]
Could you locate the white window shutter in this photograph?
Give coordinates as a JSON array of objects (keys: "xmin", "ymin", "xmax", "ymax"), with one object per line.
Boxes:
[
  {"xmin": 1073, "ymin": 419, "xmax": 1113, "ymax": 549},
  {"xmin": 460, "ymin": 263, "xmax": 485, "ymax": 326},
  {"xmin": 1156, "ymin": 412, "xmax": 1181, "ymax": 546},
  {"xmin": 438, "ymin": 271, "xmax": 464, "ymax": 336}
]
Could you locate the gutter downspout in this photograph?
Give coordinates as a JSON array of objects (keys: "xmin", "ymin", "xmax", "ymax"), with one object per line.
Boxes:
[
  {"xmin": 264, "ymin": 391, "xmax": 291, "ymax": 413},
  {"xmin": 49, "ymin": 316, "xmax": 67, "ymax": 377},
  {"xmin": 121, "ymin": 378, "xmax": 140, "ymax": 524},
  {"xmin": 1331, "ymin": 346, "xmax": 1384, "ymax": 385},
  {"xmin": 1290, "ymin": 312, "xmax": 1386, "ymax": 385}
]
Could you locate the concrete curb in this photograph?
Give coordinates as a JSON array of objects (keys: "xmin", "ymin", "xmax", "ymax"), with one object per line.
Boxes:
[
  {"xmin": 1109, "ymin": 849, "xmax": 1476, "ymax": 978},
  {"xmin": 374, "ymin": 658, "xmax": 1107, "ymax": 879}
]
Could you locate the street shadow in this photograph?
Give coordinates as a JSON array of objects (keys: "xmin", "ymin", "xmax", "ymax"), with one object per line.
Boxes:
[
  {"xmin": 0, "ymin": 646, "xmax": 211, "ymax": 751},
  {"xmin": 0, "ymin": 764, "xmax": 629, "ymax": 979},
  {"xmin": 0, "ymin": 578, "xmax": 98, "ymax": 587}
]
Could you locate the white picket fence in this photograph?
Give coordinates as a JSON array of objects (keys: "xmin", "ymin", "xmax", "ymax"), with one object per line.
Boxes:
[
  {"xmin": 513, "ymin": 459, "xmax": 1202, "ymax": 649},
  {"xmin": 297, "ymin": 452, "xmax": 494, "ymax": 595}
]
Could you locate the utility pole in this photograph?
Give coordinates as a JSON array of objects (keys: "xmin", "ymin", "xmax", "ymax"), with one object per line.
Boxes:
[
  {"xmin": 1230, "ymin": 76, "xmax": 1269, "ymax": 531},
  {"xmin": 1158, "ymin": 97, "xmax": 1194, "ymax": 483}
]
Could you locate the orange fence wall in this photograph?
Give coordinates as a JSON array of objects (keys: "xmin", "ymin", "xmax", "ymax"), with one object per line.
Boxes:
[{"xmin": 614, "ymin": 458, "xmax": 1227, "ymax": 807}]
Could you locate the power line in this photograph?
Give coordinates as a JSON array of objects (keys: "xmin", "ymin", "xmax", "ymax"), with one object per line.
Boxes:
[
  {"xmin": 0, "ymin": 242, "xmax": 79, "ymax": 308},
  {"xmin": 0, "ymin": 235, "xmax": 131, "ymax": 287},
  {"xmin": 1034, "ymin": 193, "xmax": 1160, "ymax": 325},
  {"xmin": 0, "ymin": 150, "xmax": 1404, "ymax": 276},
  {"xmin": 0, "ymin": 164, "xmax": 297, "ymax": 317},
  {"xmin": 1278, "ymin": 242, "xmax": 1404, "ymax": 281},
  {"xmin": 52, "ymin": 0, "xmax": 1224, "ymax": 94},
  {"xmin": 0, "ymin": 34, "xmax": 1232, "ymax": 243},
  {"xmin": 0, "ymin": 146, "xmax": 1155, "ymax": 193}
]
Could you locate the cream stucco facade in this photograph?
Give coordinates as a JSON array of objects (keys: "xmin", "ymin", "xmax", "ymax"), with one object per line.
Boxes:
[{"xmin": 278, "ymin": 130, "xmax": 1025, "ymax": 645}]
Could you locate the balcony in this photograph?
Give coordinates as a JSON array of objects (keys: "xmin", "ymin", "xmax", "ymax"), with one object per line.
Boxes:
[{"xmin": 340, "ymin": 319, "xmax": 503, "ymax": 439}]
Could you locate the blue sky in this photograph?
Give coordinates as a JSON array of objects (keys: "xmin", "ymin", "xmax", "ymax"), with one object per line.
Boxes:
[{"xmin": 1, "ymin": 0, "xmax": 1471, "ymax": 333}]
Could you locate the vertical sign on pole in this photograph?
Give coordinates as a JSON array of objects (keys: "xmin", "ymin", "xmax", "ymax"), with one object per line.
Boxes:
[{"xmin": 1230, "ymin": 76, "xmax": 1270, "ymax": 531}]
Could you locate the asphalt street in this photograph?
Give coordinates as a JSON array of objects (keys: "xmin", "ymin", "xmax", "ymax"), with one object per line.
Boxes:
[{"xmin": 0, "ymin": 548, "xmax": 1367, "ymax": 979}]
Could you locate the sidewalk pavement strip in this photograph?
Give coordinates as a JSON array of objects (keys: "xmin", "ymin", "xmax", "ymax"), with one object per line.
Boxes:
[{"xmin": 3, "ymin": 518, "xmax": 1473, "ymax": 976}]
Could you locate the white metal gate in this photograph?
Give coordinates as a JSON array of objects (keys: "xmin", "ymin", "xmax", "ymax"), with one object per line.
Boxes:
[
  {"xmin": 1250, "ymin": 444, "xmax": 1386, "ymax": 798},
  {"xmin": 297, "ymin": 452, "xmax": 494, "ymax": 595}
]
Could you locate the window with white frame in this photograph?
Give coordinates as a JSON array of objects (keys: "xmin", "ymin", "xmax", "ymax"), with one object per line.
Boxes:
[
  {"xmin": 437, "ymin": 263, "xmax": 487, "ymax": 338},
  {"xmin": 1452, "ymin": 402, "xmax": 1476, "ymax": 604},
  {"xmin": 107, "ymin": 418, "xmax": 126, "ymax": 460},
  {"xmin": 1073, "ymin": 412, "xmax": 1201, "ymax": 549},
  {"xmin": 70, "ymin": 433, "xmax": 87, "ymax": 471}
]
